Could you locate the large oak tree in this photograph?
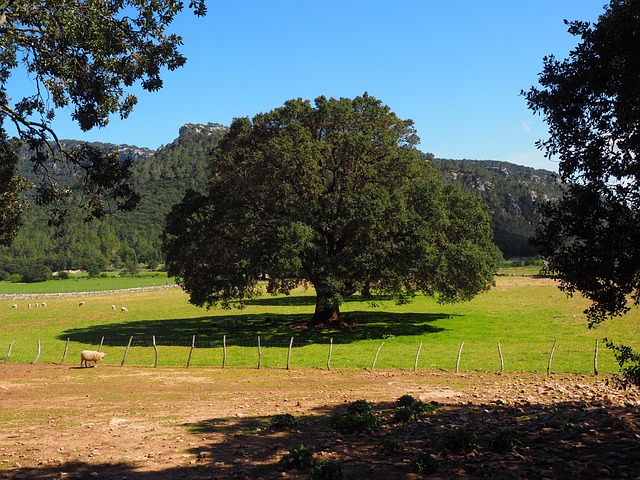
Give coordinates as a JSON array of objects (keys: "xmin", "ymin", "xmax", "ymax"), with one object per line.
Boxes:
[
  {"xmin": 524, "ymin": 0, "xmax": 640, "ymax": 386},
  {"xmin": 163, "ymin": 94, "xmax": 498, "ymax": 327},
  {"xmin": 0, "ymin": 0, "xmax": 206, "ymax": 246}
]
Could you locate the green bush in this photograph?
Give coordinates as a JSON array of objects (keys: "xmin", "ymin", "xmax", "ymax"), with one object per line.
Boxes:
[
  {"xmin": 439, "ymin": 427, "xmax": 478, "ymax": 453},
  {"xmin": 331, "ymin": 399, "xmax": 381, "ymax": 433},
  {"xmin": 378, "ymin": 437, "xmax": 404, "ymax": 454},
  {"xmin": 393, "ymin": 395, "xmax": 436, "ymax": 422},
  {"xmin": 310, "ymin": 460, "xmax": 344, "ymax": 480},
  {"xmin": 278, "ymin": 444, "xmax": 315, "ymax": 471},
  {"xmin": 412, "ymin": 452, "xmax": 438, "ymax": 474},
  {"xmin": 489, "ymin": 427, "xmax": 521, "ymax": 453},
  {"xmin": 269, "ymin": 413, "xmax": 298, "ymax": 430}
]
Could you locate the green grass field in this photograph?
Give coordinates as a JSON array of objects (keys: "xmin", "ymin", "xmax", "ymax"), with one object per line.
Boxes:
[
  {"xmin": 0, "ymin": 271, "xmax": 175, "ymax": 295},
  {"xmin": 1, "ymin": 274, "xmax": 638, "ymax": 374}
]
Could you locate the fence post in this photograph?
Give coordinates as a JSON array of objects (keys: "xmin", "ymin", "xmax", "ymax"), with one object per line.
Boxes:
[
  {"xmin": 121, "ymin": 336, "xmax": 133, "ymax": 367},
  {"xmin": 547, "ymin": 340, "xmax": 557, "ymax": 375},
  {"xmin": 455, "ymin": 341, "xmax": 464, "ymax": 374},
  {"xmin": 327, "ymin": 337, "xmax": 333, "ymax": 371},
  {"xmin": 98, "ymin": 336, "xmax": 104, "ymax": 352},
  {"xmin": 497, "ymin": 342, "xmax": 504, "ymax": 373},
  {"xmin": 414, "ymin": 342, "xmax": 423, "ymax": 372},
  {"xmin": 186, "ymin": 335, "xmax": 196, "ymax": 368},
  {"xmin": 286, "ymin": 337, "xmax": 294, "ymax": 370},
  {"xmin": 60, "ymin": 338, "xmax": 70, "ymax": 364},
  {"xmin": 371, "ymin": 341, "xmax": 384, "ymax": 370},
  {"xmin": 32, "ymin": 339, "xmax": 41, "ymax": 364},
  {"xmin": 152, "ymin": 335, "xmax": 158, "ymax": 368},
  {"xmin": 6, "ymin": 340, "xmax": 14, "ymax": 362},
  {"xmin": 257, "ymin": 336, "xmax": 262, "ymax": 369},
  {"xmin": 222, "ymin": 335, "xmax": 227, "ymax": 368},
  {"xmin": 594, "ymin": 339, "xmax": 599, "ymax": 376}
]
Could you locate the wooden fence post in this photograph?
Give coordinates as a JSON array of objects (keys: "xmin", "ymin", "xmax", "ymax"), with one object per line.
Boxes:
[
  {"xmin": 594, "ymin": 339, "xmax": 599, "ymax": 376},
  {"xmin": 257, "ymin": 336, "xmax": 262, "ymax": 369},
  {"xmin": 547, "ymin": 340, "xmax": 557, "ymax": 375},
  {"xmin": 327, "ymin": 337, "xmax": 333, "ymax": 371},
  {"xmin": 98, "ymin": 336, "xmax": 104, "ymax": 352},
  {"xmin": 286, "ymin": 337, "xmax": 294, "ymax": 370},
  {"xmin": 6, "ymin": 340, "xmax": 14, "ymax": 362},
  {"xmin": 121, "ymin": 336, "xmax": 133, "ymax": 367},
  {"xmin": 152, "ymin": 335, "xmax": 158, "ymax": 368},
  {"xmin": 222, "ymin": 335, "xmax": 227, "ymax": 368},
  {"xmin": 186, "ymin": 335, "xmax": 196, "ymax": 368},
  {"xmin": 497, "ymin": 342, "xmax": 504, "ymax": 373},
  {"xmin": 32, "ymin": 339, "xmax": 41, "ymax": 364},
  {"xmin": 60, "ymin": 338, "xmax": 70, "ymax": 364},
  {"xmin": 371, "ymin": 341, "xmax": 384, "ymax": 370},
  {"xmin": 455, "ymin": 341, "xmax": 464, "ymax": 374},
  {"xmin": 414, "ymin": 342, "xmax": 423, "ymax": 372}
]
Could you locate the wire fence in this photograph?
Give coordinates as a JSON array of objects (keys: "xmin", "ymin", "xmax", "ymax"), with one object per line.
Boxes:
[{"xmin": 1, "ymin": 334, "xmax": 608, "ymax": 375}]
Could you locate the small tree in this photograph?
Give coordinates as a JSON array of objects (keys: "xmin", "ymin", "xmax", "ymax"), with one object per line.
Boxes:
[
  {"xmin": 524, "ymin": 1, "xmax": 640, "ymax": 385},
  {"xmin": 163, "ymin": 94, "xmax": 498, "ymax": 326}
]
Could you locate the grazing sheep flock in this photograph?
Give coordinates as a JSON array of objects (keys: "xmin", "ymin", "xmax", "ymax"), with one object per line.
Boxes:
[{"xmin": 80, "ymin": 350, "xmax": 106, "ymax": 368}]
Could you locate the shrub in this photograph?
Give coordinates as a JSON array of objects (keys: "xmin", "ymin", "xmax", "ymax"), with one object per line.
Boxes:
[
  {"xmin": 270, "ymin": 413, "xmax": 298, "ymax": 430},
  {"xmin": 278, "ymin": 444, "xmax": 315, "ymax": 471},
  {"xmin": 378, "ymin": 437, "xmax": 404, "ymax": 454},
  {"xmin": 393, "ymin": 395, "xmax": 436, "ymax": 422},
  {"xmin": 331, "ymin": 399, "xmax": 381, "ymax": 433},
  {"xmin": 8, "ymin": 273, "xmax": 22, "ymax": 283},
  {"xmin": 489, "ymin": 427, "xmax": 521, "ymax": 453},
  {"xmin": 439, "ymin": 427, "xmax": 478, "ymax": 453},
  {"xmin": 412, "ymin": 452, "xmax": 438, "ymax": 474},
  {"xmin": 310, "ymin": 460, "xmax": 344, "ymax": 480}
]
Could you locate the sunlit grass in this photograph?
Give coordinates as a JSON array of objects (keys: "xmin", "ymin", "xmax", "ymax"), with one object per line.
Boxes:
[{"xmin": 1, "ymin": 274, "xmax": 637, "ymax": 374}]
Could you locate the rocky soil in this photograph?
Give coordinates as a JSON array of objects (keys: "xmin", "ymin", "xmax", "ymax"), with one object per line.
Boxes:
[{"xmin": 0, "ymin": 364, "xmax": 639, "ymax": 479}]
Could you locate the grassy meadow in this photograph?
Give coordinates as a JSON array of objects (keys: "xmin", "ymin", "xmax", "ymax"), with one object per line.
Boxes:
[{"xmin": 1, "ymin": 271, "xmax": 638, "ymax": 374}]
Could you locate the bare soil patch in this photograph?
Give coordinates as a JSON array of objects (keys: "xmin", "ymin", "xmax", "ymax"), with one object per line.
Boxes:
[{"xmin": 1, "ymin": 363, "xmax": 639, "ymax": 479}]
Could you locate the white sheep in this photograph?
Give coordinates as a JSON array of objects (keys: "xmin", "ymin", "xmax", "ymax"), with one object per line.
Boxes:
[
  {"xmin": 40, "ymin": 302, "xmax": 47, "ymax": 308},
  {"xmin": 121, "ymin": 306, "xmax": 128, "ymax": 312},
  {"xmin": 111, "ymin": 305, "xmax": 116, "ymax": 310},
  {"xmin": 80, "ymin": 350, "xmax": 106, "ymax": 368},
  {"xmin": 79, "ymin": 301, "xmax": 85, "ymax": 307},
  {"xmin": 10, "ymin": 304, "xmax": 17, "ymax": 309}
]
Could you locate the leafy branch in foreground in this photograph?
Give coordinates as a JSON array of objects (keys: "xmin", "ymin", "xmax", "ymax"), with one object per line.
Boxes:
[
  {"xmin": 0, "ymin": 0, "xmax": 206, "ymax": 245},
  {"xmin": 525, "ymin": 0, "xmax": 640, "ymax": 386}
]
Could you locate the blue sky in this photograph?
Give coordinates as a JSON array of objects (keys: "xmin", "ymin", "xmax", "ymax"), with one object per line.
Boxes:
[{"xmin": 17, "ymin": 1, "xmax": 607, "ymax": 171}]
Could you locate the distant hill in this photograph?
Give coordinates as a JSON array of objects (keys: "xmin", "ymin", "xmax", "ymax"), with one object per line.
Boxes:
[
  {"xmin": 428, "ymin": 156, "xmax": 563, "ymax": 258},
  {"xmin": 1, "ymin": 124, "xmax": 562, "ymax": 278}
]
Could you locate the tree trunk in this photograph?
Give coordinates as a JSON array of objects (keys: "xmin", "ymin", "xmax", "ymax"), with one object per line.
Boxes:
[{"xmin": 309, "ymin": 291, "xmax": 346, "ymax": 327}]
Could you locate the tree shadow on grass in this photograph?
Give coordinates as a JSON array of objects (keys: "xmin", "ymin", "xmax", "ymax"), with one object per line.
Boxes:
[
  {"xmin": 9, "ymin": 396, "xmax": 640, "ymax": 479},
  {"xmin": 243, "ymin": 292, "xmax": 397, "ymax": 307},
  {"xmin": 58, "ymin": 310, "xmax": 449, "ymax": 347}
]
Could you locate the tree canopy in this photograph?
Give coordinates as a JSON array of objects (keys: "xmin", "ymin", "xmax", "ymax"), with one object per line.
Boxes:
[
  {"xmin": 0, "ymin": 0, "xmax": 206, "ymax": 246},
  {"xmin": 162, "ymin": 94, "xmax": 498, "ymax": 327},
  {"xmin": 524, "ymin": 0, "xmax": 640, "ymax": 386}
]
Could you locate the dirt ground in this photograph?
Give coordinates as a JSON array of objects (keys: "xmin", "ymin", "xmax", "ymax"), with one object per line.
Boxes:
[{"xmin": 1, "ymin": 363, "xmax": 639, "ymax": 480}]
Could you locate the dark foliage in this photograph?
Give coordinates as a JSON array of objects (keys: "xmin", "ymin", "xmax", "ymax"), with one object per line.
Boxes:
[{"xmin": 524, "ymin": 0, "xmax": 640, "ymax": 386}]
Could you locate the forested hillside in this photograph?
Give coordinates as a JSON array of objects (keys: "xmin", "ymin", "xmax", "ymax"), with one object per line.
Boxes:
[
  {"xmin": 0, "ymin": 124, "xmax": 562, "ymax": 281},
  {"xmin": 428, "ymin": 156, "xmax": 563, "ymax": 258}
]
